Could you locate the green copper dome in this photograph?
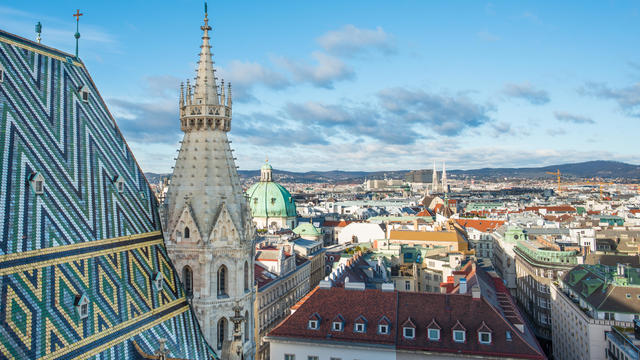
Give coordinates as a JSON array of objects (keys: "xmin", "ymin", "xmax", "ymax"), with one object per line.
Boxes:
[
  {"xmin": 247, "ymin": 181, "xmax": 296, "ymax": 218},
  {"xmin": 293, "ymin": 222, "xmax": 322, "ymax": 237}
]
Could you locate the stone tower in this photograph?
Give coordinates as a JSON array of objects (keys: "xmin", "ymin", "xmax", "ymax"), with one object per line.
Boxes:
[
  {"xmin": 163, "ymin": 6, "xmax": 256, "ymax": 359},
  {"xmin": 441, "ymin": 160, "xmax": 448, "ymax": 193}
]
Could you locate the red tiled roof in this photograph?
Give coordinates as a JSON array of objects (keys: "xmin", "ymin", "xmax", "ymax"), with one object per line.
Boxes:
[
  {"xmin": 631, "ymin": 209, "xmax": 640, "ymax": 214},
  {"xmin": 269, "ymin": 286, "xmax": 546, "ymax": 359},
  {"xmin": 270, "ymin": 287, "xmax": 397, "ymax": 345},
  {"xmin": 323, "ymin": 220, "xmax": 356, "ymax": 228},
  {"xmin": 396, "ymin": 292, "xmax": 545, "ymax": 359},
  {"xmin": 455, "ymin": 219, "xmax": 505, "ymax": 233}
]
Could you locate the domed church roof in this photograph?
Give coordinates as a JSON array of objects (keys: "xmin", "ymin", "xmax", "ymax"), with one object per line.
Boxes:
[
  {"xmin": 247, "ymin": 161, "xmax": 297, "ymax": 218},
  {"xmin": 292, "ymin": 221, "xmax": 322, "ymax": 237}
]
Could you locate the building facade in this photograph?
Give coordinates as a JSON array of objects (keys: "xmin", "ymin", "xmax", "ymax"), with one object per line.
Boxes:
[
  {"xmin": 514, "ymin": 239, "xmax": 578, "ymax": 345},
  {"xmin": 254, "ymin": 243, "xmax": 311, "ymax": 360},
  {"xmin": 551, "ymin": 264, "xmax": 640, "ymax": 360},
  {"xmin": 163, "ymin": 10, "xmax": 256, "ymax": 359}
]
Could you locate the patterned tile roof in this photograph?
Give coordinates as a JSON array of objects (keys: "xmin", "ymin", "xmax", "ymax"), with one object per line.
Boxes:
[{"xmin": 0, "ymin": 29, "xmax": 214, "ymax": 359}]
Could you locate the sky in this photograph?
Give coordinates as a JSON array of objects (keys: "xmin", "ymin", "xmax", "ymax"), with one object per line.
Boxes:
[{"xmin": 1, "ymin": 1, "xmax": 639, "ymax": 173}]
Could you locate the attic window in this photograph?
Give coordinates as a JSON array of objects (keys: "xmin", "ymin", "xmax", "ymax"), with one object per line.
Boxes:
[
  {"xmin": 78, "ymin": 86, "xmax": 89, "ymax": 102},
  {"xmin": 403, "ymin": 327, "xmax": 415, "ymax": 339},
  {"xmin": 428, "ymin": 328, "xmax": 440, "ymax": 341},
  {"xmin": 308, "ymin": 320, "xmax": 319, "ymax": 330},
  {"xmin": 29, "ymin": 172, "xmax": 45, "ymax": 195},
  {"xmin": 453, "ymin": 330, "xmax": 465, "ymax": 343},
  {"xmin": 0, "ymin": 65, "xmax": 4, "ymax": 83},
  {"xmin": 153, "ymin": 272, "xmax": 164, "ymax": 291},
  {"xmin": 332, "ymin": 321, "xmax": 343, "ymax": 331},
  {"xmin": 271, "ymin": 197, "xmax": 276, "ymax": 205},
  {"xmin": 378, "ymin": 324, "xmax": 389, "ymax": 334},
  {"xmin": 354, "ymin": 323, "xmax": 366, "ymax": 333},
  {"xmin": 627, "ymin": 293, "xmax": 632, "ymax": 299},
  {"xmin": 75, "ymin": 293, "xmax": 90, "ymax": 320},
  {"xmin": 479, "ymin": 331, "xmax": 492, "ymax": 344},
  {"xmin": 506, "ymin": 330, "xmax": 512, "ymax": 341},
  {"xmin": 113, "ymin": 175, "xmax": 124, "ymax": 193}
]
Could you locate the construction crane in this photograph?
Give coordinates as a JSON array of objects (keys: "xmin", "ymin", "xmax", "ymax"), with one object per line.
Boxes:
[{"xmin": 546, "ymin": 169, "xmax": 562, "ymax": 192}]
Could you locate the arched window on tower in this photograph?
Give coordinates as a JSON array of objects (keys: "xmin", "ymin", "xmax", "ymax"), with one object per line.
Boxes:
[
  {"xmin": 217, "ymin": 265, "xmax": 228, "ymax": 297},
  {"xmin": 217, "ymin": 317, "xmax": 227, "ymax": 350},
  {"xmin": 244, "ymin": 261, "xmax": 249, "ymax": 292},
  {"xmin": 182, "ymin": 266, "xmax": 193, "ymax": 297},
  {"xmin": 184, "ymin": 226, "xmax": 190, "ymax": 239}
]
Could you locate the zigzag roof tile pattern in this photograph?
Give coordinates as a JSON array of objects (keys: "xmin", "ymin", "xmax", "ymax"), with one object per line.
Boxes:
[{"xmin": 0, "ymin": 29, "xmax": 216, "ymax": 360}]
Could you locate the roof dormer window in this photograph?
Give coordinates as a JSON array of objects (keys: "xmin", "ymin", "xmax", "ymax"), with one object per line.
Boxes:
[
  {"xmin": 29, "ymin": 172, "xmax": 45, "ymax": 195},
  {"xmin": 332, "ymin": 314, "xmax": 344, "ymax": 331},
  {"xmin": 479, "ymin": 331, "xmax": 492, "ymax": 344},
  {"xmin": 78, "ymin": 85, "xmax": 89, "ymax": 103},
  {"xmin": 427, "ymin": 319, "xmax": 441, "ymax": 341},
  {"xmin": 112, "ymin": 175, "xmax": 124, "ymax": 194},
  {"xmin": 452, "ymin": 320, "xmax": 466, "ymax": 343},
  {"xmin": 354, "ymin": 315, "xmax": 367, "ymax": 333},
  {"xmin": 402, "ymin": 318, "xmax": 416, "ymax": 339},
  {"xmin": 403, "ymin": 327, "xmax": 415, "ymax": 339},
  {"xmin": 478, "ymin": 321, "xmax": 492, "ymax": 344},
  {"xmin": 75, "ymin": 293, "xmax": 90, "ymax": 320},
  {"xmin": 506, "ymin": 330, "xmax": 512, "ymax": 341},
  {"xmin": 453, "ymin": 330, "xmax": 465, "ymax": 343},
  {"xmin": 332, "ymin": 321, "xmax": 343, "ymax": 331},
  {"xmin": 308, "ymin": 313, "xmax": 321, "ymax": 330},
  {"xmin": 378, "ymin": 324, "xmax": 389, "ymax": 334},
  {"xmin": 0, "ymin": 64, "xmax": 5, "ymax": 83},
  {"xmin": 153, "ymin": 272, "xmax": 164, "ymax": 291}
]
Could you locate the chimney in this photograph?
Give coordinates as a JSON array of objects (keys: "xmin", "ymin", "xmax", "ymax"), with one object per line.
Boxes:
[
  {"xmin": 471, "ymin": 286, "xmax": 481, "ymax": 299},
  {"xmin": 382, "ymin": 283, "xmax": 395, "ymax": 292},
  {"xmin": 459, "ymin": 278, "xmax": 467, "ymax": 294}
]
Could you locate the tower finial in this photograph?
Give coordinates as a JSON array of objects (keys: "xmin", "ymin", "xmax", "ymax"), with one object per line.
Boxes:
[
  {"xmin": 204, "ymin": 1, "xmax": 208, "ymax": 15},
  {"xmin": 73, "ymin": 9, "xmax": 83, "ymax": 57},
  {"xmin": 35, "ymin": 22, "xmax": 42, "ymax": 43},
  {"xmin": 193, "ymin": 2, "xmax": 218, "ymax": 105}
]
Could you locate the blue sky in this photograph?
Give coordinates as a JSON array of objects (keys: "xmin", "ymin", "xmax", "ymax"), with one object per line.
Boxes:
[{"xmin": 2, "ymin": 1, "xmax": 639, "ymax": 172}]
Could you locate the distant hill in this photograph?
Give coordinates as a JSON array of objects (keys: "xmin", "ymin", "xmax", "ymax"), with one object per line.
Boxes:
[
  {"xmin": 451, "ymin": 160, "xmax": 640, "ymax": 180},
  {"xmin": 144, "ymin": 160, "xmax": 640, "ymax": 184}
]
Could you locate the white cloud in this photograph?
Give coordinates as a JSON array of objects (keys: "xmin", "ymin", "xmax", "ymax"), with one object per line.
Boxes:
[
  {"xmin": 275, "ymin": 51, "xmax": 355, "ymax": 89},
  {"xmin": 317, "ymin": 24, "xmax": 396, "ymax": 56}
]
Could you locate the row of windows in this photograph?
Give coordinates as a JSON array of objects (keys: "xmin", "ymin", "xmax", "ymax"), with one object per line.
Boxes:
[
  {"xmin": 74, "ymin": 273, "xmax": 164, "ymax": 320},
  {"xmin": 401, "ymin": 326, "xmax": 494, "ymax": 344},
  {"xmin": 182, "ymin": 262, "xmax": 249, "ymax": 298},
  {"xmin": 26, "ymin": 172, "xmax": 126, "ymax": 195}
]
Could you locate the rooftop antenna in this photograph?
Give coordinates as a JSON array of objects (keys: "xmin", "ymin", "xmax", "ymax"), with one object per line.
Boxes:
[
  {"xmin": 73, "ymin": 9, "xmax": 83, "ymax": 57},
  {"xmin": 35, "ymin": 22, "xmax": 42, "ymax": 43}
]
